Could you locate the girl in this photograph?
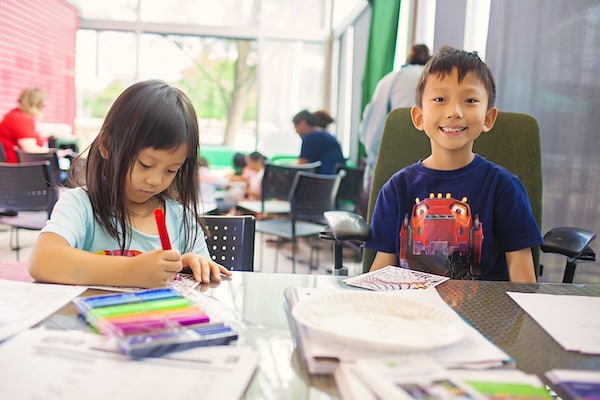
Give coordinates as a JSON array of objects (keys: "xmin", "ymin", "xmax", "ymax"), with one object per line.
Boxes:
[{"xmin": 28, "ymin": 80, "xmax": 231, "ymax": 288}]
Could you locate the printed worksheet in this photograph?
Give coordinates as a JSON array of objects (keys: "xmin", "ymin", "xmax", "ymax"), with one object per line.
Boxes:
[
  {"xmin": 0, "ymin": 279, "xmax": 86, "ymax": 341},
  {"xmin": 87, "ymin": 273, "xmax": 200, "ymax": 293},
  {"xmin": 0, "ymin": 329, "xmax": 258, "ymax": 400},
  {"xmin": 344, "ymin": 266, "xmax": 449, "ymax": 291}
]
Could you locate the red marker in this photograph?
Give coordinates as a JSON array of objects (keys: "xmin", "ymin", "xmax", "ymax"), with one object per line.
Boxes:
[{"xmin": 154, "ymin": 208, "xmax": 172, "ymax": 250}]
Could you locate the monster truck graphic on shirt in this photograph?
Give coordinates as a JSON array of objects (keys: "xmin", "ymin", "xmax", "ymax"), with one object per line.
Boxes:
[{"xmin": 400, "ymin": 193, "xmax": 482, "ymax": 279}]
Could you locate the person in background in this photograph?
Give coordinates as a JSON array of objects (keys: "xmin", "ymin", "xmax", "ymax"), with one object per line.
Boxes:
[
  {"xmin": 0, "ymin": 87, "xmax": 48, "ymax": 163},
  {"xmin": 28, "ymin": 80, "xmax": 231, "ymax": 288},
  {"xmin": 232, "ymin": 152, "xmax": 247, "ymax": 176},
  {"xmin": 245, "ymin": 151, "xmax": 267, "ymax": 200},
  {"xmin": 359, "ymin": 44, "xmax": 431, "ymax": 191},
  {"xmin": 292, "ymin": 109, "xmax": 345, "ymax": 174},
  {"xmin": 365, "ymin": 46, "xmax": 542, "ymax": 282},
  {"xmin": 198, "ymin": 156, "xmax": 235, "ymax": 214}
]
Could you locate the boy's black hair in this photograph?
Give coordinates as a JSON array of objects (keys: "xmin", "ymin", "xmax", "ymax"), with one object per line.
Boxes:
[{"xmin": 415, "ymin": 46, "xmax": 496, "ymax": 110}]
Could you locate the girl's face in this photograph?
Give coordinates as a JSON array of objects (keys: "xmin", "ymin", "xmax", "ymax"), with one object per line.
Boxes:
[{"xmin": 125, "ymin": 146, "xmax": 188, "ymax": 205}]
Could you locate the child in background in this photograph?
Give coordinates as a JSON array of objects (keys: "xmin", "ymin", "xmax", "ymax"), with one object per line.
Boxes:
[
  {"xmin": 232, "ymin": 152, "xmax": 247, "ymax": 176},
  {"xmin": 244, "ymin": 151, "xmax": 266, "ymax": 200},
  {"xmin": 198, "ymin": 156, "xmax": 235, "ymax": 214},
  {"xmin": 365, "ymin": 46, "xmax": 542, "ymax": 282},
  {"xmin": 28, "ymin": 80, "xmax": 231, "ymax": 288}
]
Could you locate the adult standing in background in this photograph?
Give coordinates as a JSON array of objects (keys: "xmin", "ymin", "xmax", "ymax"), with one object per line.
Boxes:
[
  {"xmin": 292, "ymin": 109, "xmax": 345, "ymax": 174},
  {"xmin": 359, "ymin": 44, "xmax": 431, "ymax": 191},
  {"xmin": 0, "ymin": 87, "xmax": 48, "ymax": 163}
]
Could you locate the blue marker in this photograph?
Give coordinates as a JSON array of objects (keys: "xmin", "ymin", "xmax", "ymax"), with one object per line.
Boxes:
[{"xmin": 80, "ymin": 288, "xmax": 180, "ymax": 308}]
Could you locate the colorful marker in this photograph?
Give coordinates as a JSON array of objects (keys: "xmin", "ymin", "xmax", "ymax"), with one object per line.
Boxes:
[
  {"xmin": 89, "ymin": 296, "xmax": 191, "ymax": 318},
  {"xmin": 79, "ymin": 287, "xmax": 180, "ymax": 309}
]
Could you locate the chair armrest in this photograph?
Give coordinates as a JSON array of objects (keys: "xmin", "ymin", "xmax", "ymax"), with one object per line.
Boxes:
[
  {"xmin": 322, "ymin": 211, "xmax": 369, "ymax": 242},
  {"xmin": 541, "ymin": 226, "xmax": 597, "ymax": 259}
]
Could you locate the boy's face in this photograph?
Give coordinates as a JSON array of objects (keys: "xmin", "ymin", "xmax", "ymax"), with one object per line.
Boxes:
[{"xmin": 411, "ymin": 68, "xmax": 497, "ymax": 156}]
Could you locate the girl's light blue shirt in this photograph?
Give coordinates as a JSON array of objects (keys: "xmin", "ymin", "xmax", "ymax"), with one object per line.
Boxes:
[{"xmin": 42, "ymin": 187, "xmax": 209, "ymax": 257}]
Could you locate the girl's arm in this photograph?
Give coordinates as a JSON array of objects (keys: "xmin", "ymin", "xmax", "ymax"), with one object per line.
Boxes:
[
  {"xmin": 505, "ymin": 248, "xmax": 537, "ymax": 283},
  {"xmin": 28, "ymin": 232, "xmax": 184, "ymax": 288},
  {"xmin": 369, "ymin": 251, "xmax": 397, "ymax": 272}
]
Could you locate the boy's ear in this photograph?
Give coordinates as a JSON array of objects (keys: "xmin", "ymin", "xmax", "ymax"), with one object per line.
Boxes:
[
  {"xmin": 410, "ymin": 106, "xmax": 425, "ymax": 131},
  {"xmin": 482, "ymin": 107, "xmax": 499, "ymax": 132}
]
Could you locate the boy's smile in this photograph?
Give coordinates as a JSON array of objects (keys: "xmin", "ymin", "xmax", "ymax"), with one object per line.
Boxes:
[
  {"xmin": 411, "ymin": 67, "xmax": 497, "ymax": 169},
  {"xmin": 439, "ymin": 126, "xmax": 467, "ymax": 136}
]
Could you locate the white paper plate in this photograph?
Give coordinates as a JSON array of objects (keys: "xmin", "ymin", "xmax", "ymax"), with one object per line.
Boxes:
[{"xmin": 292, "ymin": 291, "xmax": 465, "ymax": 352}]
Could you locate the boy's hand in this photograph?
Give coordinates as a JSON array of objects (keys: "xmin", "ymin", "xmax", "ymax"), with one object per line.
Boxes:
[
  {"xmin": 130, "ymin": 249, "xmax": 183, "ymax": 288},
  {"xmin": 182, "ymin": 253, "xmax": 232, "ymax": 283}
]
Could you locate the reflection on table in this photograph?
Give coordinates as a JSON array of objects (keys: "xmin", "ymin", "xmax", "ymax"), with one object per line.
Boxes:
[{"xmin": 1, "ymin": 263, "xmax": 599, "ymax": 399}]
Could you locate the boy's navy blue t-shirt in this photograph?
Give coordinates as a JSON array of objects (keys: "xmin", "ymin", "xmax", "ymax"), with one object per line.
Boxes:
[{"xmin": 365, "ymin": 155, "xmax": 543, "ymax": 280}]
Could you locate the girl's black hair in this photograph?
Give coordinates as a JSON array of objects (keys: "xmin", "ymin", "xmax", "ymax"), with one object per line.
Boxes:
[{"xmin": 74, "ymin": 79, "xmax": 203, "ymax": 253}]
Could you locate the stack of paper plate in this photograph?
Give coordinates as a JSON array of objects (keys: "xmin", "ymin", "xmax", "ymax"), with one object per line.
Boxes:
[{"xmin": 292, "ymin": 291, "xmax": 465, "ymax": 352}]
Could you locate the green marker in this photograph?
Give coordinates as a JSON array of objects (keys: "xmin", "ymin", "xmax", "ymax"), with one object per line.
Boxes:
[{"xmin": 90, "ymin": 297, "xmax": 191, "ymax": 318}]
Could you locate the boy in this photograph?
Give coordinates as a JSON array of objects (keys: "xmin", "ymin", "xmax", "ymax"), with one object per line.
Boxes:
[{"xmin": 365, "ymin": 46, "xmax": 542, "ymax": 282}]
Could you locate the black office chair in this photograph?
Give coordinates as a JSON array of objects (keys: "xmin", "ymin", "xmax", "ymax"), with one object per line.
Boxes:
[
  {"xmin": 0, "ymin": 143, "xmax": 6, "ymax": 162},
  {"xmin": 0, "ymin": 161, "xmax": 59, "ymax": 260},
  {"xmin": 0, "ymin": 144, "xmax": 18, "ymax": 217},
  {"xmin": 14, "ymin": 148, "xmax": 64, "ymax": 186},
  {"xmin": 237, "ymin": 161, "xmax": 321, "ymax": 215},
  {"xmin": 322, "ymin": 108, "xmax": 596, "ymax": 282},
  {"xmin": 256, "ymin": 170, "xmax": 344, "ymax": 273},
  {"xmin": 203, "ymin": 215, "xmax": 256, "ymax": 272},
  {"xmin": 334, "ymin": 163, "xmax": 365, "ymax": 214}
]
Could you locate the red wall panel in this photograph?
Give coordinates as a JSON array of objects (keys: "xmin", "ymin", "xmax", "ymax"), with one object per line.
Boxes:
[{"xmin": 0, "ymin": 0, "xmax": 78, "ymax": 128}]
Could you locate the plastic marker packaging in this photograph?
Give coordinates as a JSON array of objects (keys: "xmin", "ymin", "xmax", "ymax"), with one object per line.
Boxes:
[{"xmin": 74, "ymin": 287, "xmax": 238, "ymax": 358}]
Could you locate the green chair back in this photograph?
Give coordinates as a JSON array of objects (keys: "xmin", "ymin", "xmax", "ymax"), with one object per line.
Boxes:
[{"xmin": 363, "ymin": 108, "xmax": 543, "ymax": 274}]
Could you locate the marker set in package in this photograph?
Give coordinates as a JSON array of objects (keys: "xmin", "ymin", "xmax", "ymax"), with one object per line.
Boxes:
[{"xmin": 74, "ymin": 287, "xmax": 237, "ymax": 358}]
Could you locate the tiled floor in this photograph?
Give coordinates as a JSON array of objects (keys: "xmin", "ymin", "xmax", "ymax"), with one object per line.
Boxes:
[{"xmin": 0, "ymin": 224, "xmax": 364, "ymax": 277}]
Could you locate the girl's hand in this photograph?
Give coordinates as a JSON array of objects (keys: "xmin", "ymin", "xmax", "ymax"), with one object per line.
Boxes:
[
  {"xmin": 182, "ymin": 253, "xmax": 232, "ymax": 283},
  {"xmin": 130, "ymin": 249, "xmax": 183, "ymax": 288}
]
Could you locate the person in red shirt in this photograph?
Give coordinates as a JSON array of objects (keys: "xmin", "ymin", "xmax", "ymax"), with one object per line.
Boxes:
[{"xmin": 0, "ymin": 87, "xmax": 48, "ymax": 163}]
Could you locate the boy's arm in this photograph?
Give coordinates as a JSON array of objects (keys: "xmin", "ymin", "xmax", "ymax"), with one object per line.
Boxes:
[
  {"xmin": 369, "ymin": 251, "xmax": 397, "ymax": 272},
  {"xmin": 505, "ymin": 248, "xmax": 537, "ymax": 283}
]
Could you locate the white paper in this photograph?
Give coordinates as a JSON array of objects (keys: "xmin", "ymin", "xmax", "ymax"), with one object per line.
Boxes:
[
  {"xmin": 507, "ymin": 292, "xmax": 600, "ymax": 354},
  {"xmin": 291, "ymin": 287, "xmax": 511, "ymax": 373},
  {"xmin": 0, "ymin": 329, "xmax": 258, "ymax": 400},
  {"xmin": 344, "ymin": 266, "xmax": 449, "ymax": 290},
  {"xmin": 87, "ymin": 273, "xmax": 200, "ymax": 293},
  {"xmin": 335, "ymin": 362, "xmax": 379, "ymax": 400},
  {"xmin": 0, "ymin": 279, "xmax": 86, "ymax": 341}
]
